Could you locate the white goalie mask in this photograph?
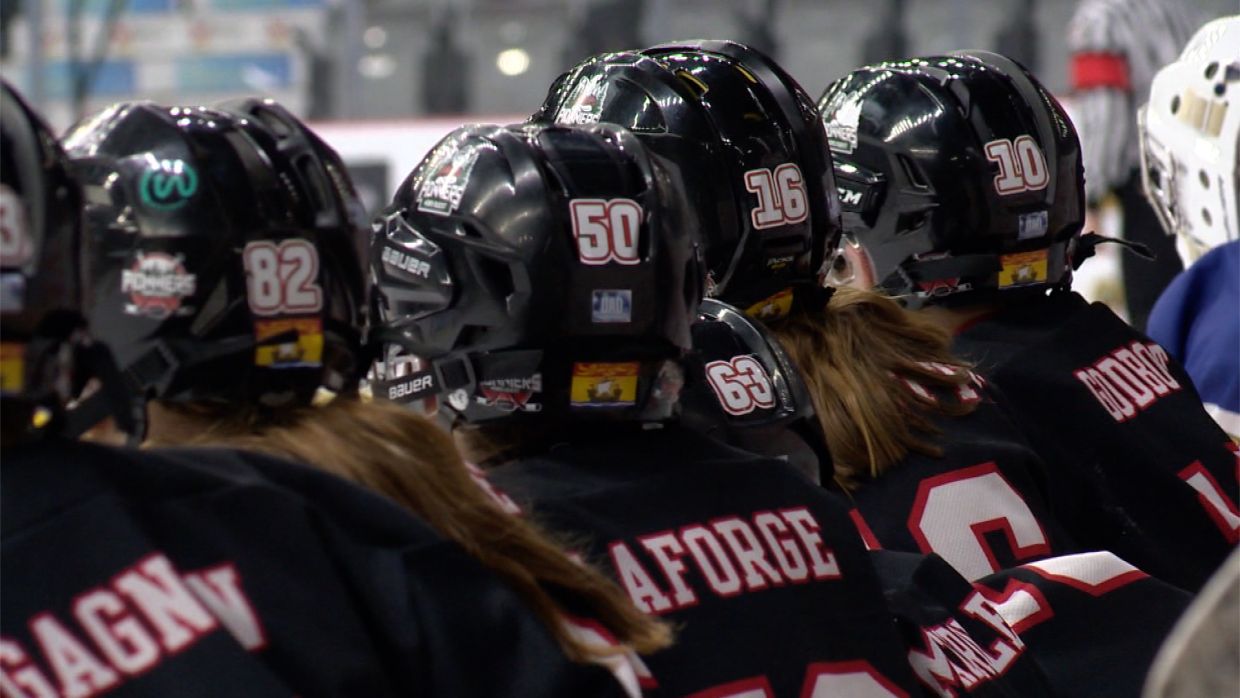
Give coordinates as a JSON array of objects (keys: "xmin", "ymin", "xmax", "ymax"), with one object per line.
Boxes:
[{"xmin": 1139, "ymin": 15, "xmax": 1240, "ymax": 267}]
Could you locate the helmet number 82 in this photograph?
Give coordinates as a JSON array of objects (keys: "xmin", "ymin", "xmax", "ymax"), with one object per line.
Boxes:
[
  {"xmin": 243, "ymin": 239, "xmax": 324, "ymax": 316},
  {"xmin": 984, "ymin": 135, "xmax": 1049, "ymax": 195},
  {"xmin": 706, "ymin": 355, "xmax": 776, "ymax": 416},
  {"xmin": 745, "ymin": 163, "xmax": 809, "ymax": 230},
  {"xmin": 570, "ymin": 198, "xmax": 643, "ymax": 265}
]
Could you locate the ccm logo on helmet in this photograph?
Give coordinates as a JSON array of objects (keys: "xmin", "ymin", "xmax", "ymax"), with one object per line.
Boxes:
[
  {"xmin": 984, "ymin": 136, "xmax": 1049, "ymax": 195},
  {"xmin": 705, "ymin": 355, "xmax": 776, "ymax": 416},
  {"xmin": 1073, "ymin": 340, "xmax": 1182, "ymax": 423}
]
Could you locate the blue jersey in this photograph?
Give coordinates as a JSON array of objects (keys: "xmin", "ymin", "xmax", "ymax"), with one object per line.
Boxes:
[{"xmin": 1147, "ymin": 240, "xmax": 1240, "ymax": 438}]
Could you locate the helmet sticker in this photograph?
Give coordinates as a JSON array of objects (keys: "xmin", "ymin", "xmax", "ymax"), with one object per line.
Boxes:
[
  {"xmin": 984, "ymin": 136, "xmax": 1049, "ymax": 195},
  {"xmin": 416, "ymin": 139, "xmax": 483, "ymax": 216},
  {"xmin": 138, "ymin": 158, "xmax": 199, "ymax": 211},
  {"xmin": 477, "ymin": 375, "xmax": 543, "ymax": 413},
  {"xmin": 744, "ymin": 164, "xmax": 808, "ymax": 230},
  {"xmin": 121, "ymin": 252, "xmax": 197, "ymax": 319},
  {"xmin": 254, "ymin": 317, "xmax": 323, "ymax": 368},
  {"xmin": 570, "ymin": 198, "xmax": 642, "ymax": 265},
  {"xmin": 0, "ymin": 184, "xmax": 32, "ymax": 268},
  {"xmin": 1018, "ymin": 211, "xmax": 1050, "ymax": 240},
  {"xmin": 557, "ymin": 74, "xmax": 608, "ymax": 125},
  {"xmin": 242, "ymin": 239, "xmax": 323, "ymax": 316},
  {"xmin": 705, "ymin": 355, "xmax": 775, "ymax": 416},
  {"xmin": 0, "ymin": 342, "xmax": 23, "ymax": 392},
  {"xmin": 591, "ymin": 289, "xmax": 632, "ymax": 323},
  {"xmin": 997, "ymin": 250, "xmax": 1049, "ymax": 287},
  {"xmin": 824, "ymin": 97, "xmax": 862, "ymax": 154},
  {"xmin": 743, "ymin": 287, "xmax": 793, "ymax": 320},
  {"xmin": 570, "ymin": 362, "xmax": 639, "ymax": 408}
]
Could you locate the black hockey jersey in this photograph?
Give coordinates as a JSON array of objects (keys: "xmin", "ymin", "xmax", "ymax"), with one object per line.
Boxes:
[
  {"xmin": 846, "ymin": 379, "xmax": 1080, "ymax": 581},
  {"xmin": 486, "ymin": 425, "xmax": 1053, "ymax": 697},
  {"xmin": 1, "ymin": 439, "xmax": 628, "ymax": 697},
  {"xmin": 973, "ymin": 550, "xmax": 1192, "ymax": 698},
  {"xmin": 955, "ymin": 291, "xmax": 1239, "ymax": 591}
]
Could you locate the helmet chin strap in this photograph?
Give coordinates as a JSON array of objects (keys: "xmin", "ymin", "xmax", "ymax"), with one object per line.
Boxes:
[{"xmin": 1070, "ymin": 231, "xmax": 1154, "ymax": 270}]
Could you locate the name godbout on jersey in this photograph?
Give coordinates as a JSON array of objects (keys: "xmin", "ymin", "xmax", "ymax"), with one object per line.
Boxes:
[{"xmin": 121, "ymin": 252, "xmax": 197, "ymax": 319}]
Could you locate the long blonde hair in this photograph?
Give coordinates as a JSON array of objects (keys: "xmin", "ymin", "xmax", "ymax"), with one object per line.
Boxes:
[
  {"xmin": 772, "ymin": 287, "xmax": 977, "ymax": 491},
  {"xmin": 150, "ymin": 397, "xmax": 671, "ymax": 662}
]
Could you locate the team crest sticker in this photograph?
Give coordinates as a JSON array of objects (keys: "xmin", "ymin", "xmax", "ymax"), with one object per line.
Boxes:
[
  {"xmin": 121, "ymin": 252, "xmax": 197, "ymax": 318},
  {"xmin": 477, "ymin": 374, "xmax": 543, "ymax": 413},
  {"xmin": 139, "ymin": 159, "xmax": 199, "ymax": 211},
  {"xmin": 416, "ymin": 136, "xmax": 483, "ymax": 216},
  {"xmin": 558, "ymin": 74, "xmax": 608, "ymax": 125},
  {"xmin": 570, "ymin": 362, "xmax": 639, "ymax": 408},
  {"xmin": 824, "ymin": 95, "xmax": 862, "ymax": 155}
]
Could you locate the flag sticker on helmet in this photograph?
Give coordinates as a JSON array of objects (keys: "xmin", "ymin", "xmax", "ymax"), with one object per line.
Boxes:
[
  {"xmin": 0, "ymin": 184, "xmax": 32, "ymax": 267},
  {"xmin": 571, "ymin": 362, "xmax": 639, "ymax": 407},
  {"xmin": 592, "ymin": 289, "xmax": 632, "ymax": 323},
  {"xmin": 416, "ymin": 137, "xmax": 483, "ymax": 216},
  {"xmin": 138, "ymin": 158, "xmax": 199, "ymax": 211},
  {"xmin": 571, "ymin": 198, "xmax": 642, "ymax": 265},
  {"xmin": 0, "ymin": 343, "xmax": 23, "ymax": 392},
  {"xmin": 121, "ymin": 252, "xmax": 197, "ymax": 319},
  {"xmin": 254, "ymin": 317, "xmax": 324, "ymax": 368},
  {"xmin": 743, "ymin": 287, "xmax": 793, "ymax": 320},
  {"xmin": 997, "ymin": 250, "xmax": 1049, "ymax": 287}
]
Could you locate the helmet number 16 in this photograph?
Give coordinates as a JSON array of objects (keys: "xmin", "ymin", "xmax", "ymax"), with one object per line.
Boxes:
[
  {"xmin": 985, "ymin": 136, "xmax": 1049, "ymax": 195},
  {"xmin": 243, "ymin": 239, "xmax": 324, "ymax": 316},
  {"xmin": 745, "ymin": 163, "xmax": 809, "ymax": 230}
]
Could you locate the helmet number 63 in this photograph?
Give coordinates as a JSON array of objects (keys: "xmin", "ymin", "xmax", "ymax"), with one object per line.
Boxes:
[
  {"xmin": 570, "ymin": 198, "xmax": 643, "ymax": 265},
  {"xmin": 984, "ymin": 136, "xmax": 1049, "ymax": 195},
  {"xmin": 243, "ymin": 239, "xmax": 324, "ymax": 316},
  {"xmin": 706, "ymin": 355, "xmax": 776, "ymax": 416}
]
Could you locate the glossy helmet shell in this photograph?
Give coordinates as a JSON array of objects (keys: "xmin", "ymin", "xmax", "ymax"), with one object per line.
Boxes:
[
  {"xmin": 370, "ymin": 122, "xmax": 704, "ymax": 424},
  {"xmin": 65, "ymin": 99, "xmax": 367, "ymax": 407},
  {"xmin": 1, "ymin": 80, "xmax": 85, "ymax": 407},
  {"xmin": 534, "ymin": 40, "xmax": 840, "ymax": 317},
  {"xmin": 820, "ymin": 51, "xmax": 1085, "ymax": 306},
  {"xmin": 681, "ymin": 298, "xmax": 828, "ymax": 482}
]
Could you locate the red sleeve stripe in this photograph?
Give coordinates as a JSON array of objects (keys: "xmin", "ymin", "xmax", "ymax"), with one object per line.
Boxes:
[{"xmin": 1071, "ymin": 52, "xmax": 1132, "ymax": 91}]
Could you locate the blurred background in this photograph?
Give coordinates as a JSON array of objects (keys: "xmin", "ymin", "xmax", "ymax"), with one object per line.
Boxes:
[{"xmin": 0, "ymin": 0, "xmax": 1233, "ymax": 309}]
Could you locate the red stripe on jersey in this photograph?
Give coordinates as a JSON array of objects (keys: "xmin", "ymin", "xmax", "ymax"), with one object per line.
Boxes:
[
  {"xmin": 848, "ymin": 508, "xmax": 883, "ymax": 550},
  {"xmin": 1071, "ymin": 52, "xmax": 1132, "ymax": 91}
]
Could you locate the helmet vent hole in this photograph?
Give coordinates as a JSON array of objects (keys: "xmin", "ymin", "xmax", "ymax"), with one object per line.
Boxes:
[
  {"xmin": 473, "ymin": 256, "xmax": 515, "ymax": 302},
  {"xmin": 1202, "ymin": 208, "xmax": 1213, "ymax": 226},
  {"xmin": 896, "ymin": 155, "xmax": 928, "ymax": 189},
  {"xmin": 1205, "ymin": 62, "xmax": 1219, "ymax": 79},
  {"xmin": 1170, "ymin": 95, "xmax": 1181, "ymax": 114},
  {"xmin": 1199, "ymin": 170, "xmax": 1210, "ymax": 188}
]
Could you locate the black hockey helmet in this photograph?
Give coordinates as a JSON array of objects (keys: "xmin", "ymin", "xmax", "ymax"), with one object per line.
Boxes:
[
  {"xmin": 819, "ymin": 51, "xmax": 1087, "ymax": 306},
  {"xmin": 1, "ymin": 80, "xmax": 88, "ymax": 426},
  {"xmin": 681, "ymin": 298, "xmax": 828, "ymax": 482},
  {"xmin": 65, "ymin": 98, "xmax": 368, "ymax": 410},
  {"xmin": 534, "ymin": 40, "xmax": 839, "ymax": 318},
  {"xmin": 370, "ymin": 122, "xmax": 704, "ymax": 424}
]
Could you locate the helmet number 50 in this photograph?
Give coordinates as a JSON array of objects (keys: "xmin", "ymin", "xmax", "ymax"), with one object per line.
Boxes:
[
  {"xmin": 745, "ymin": 164, "xmax": 809, "ymax": 230},
  {"xmin": 571, "ymin": 198, "xmax": 643, "ymax": 265},
  {"xmin": 706, "ymin": 355, "xmax": 776, "ymax": 416},
  {"xmin": 985, "ymin": 136, "xmax": 1049, "ymax": 195},
  {"xmin": 243, "ymin": 239, "xmax": 324, "ymax": 316}
]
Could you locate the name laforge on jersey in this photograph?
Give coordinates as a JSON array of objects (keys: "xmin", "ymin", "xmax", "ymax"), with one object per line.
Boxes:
[
  {"xmin": 2, "ymin": 553, "xmax": 263, "ymax": 698},
  {"xmin": 1073, "ymin": 340, "xmax": 1182, "ymax": 423},
  {"xmin": 608, "ymin": 507, "xmax": 841, "ymax": 614}
]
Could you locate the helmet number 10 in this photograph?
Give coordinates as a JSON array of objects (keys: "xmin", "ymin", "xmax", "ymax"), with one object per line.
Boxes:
[
  {"xmin": 745, "ymin": 163, "xmax": 809, "ymax": 230},
  {"xmin": 243, "ymin": 239, "xmax": 324, "ymax": 316},
  {"xmin": 984, "ymin": 136, "xmax": 1049, "ymax": 195}
]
